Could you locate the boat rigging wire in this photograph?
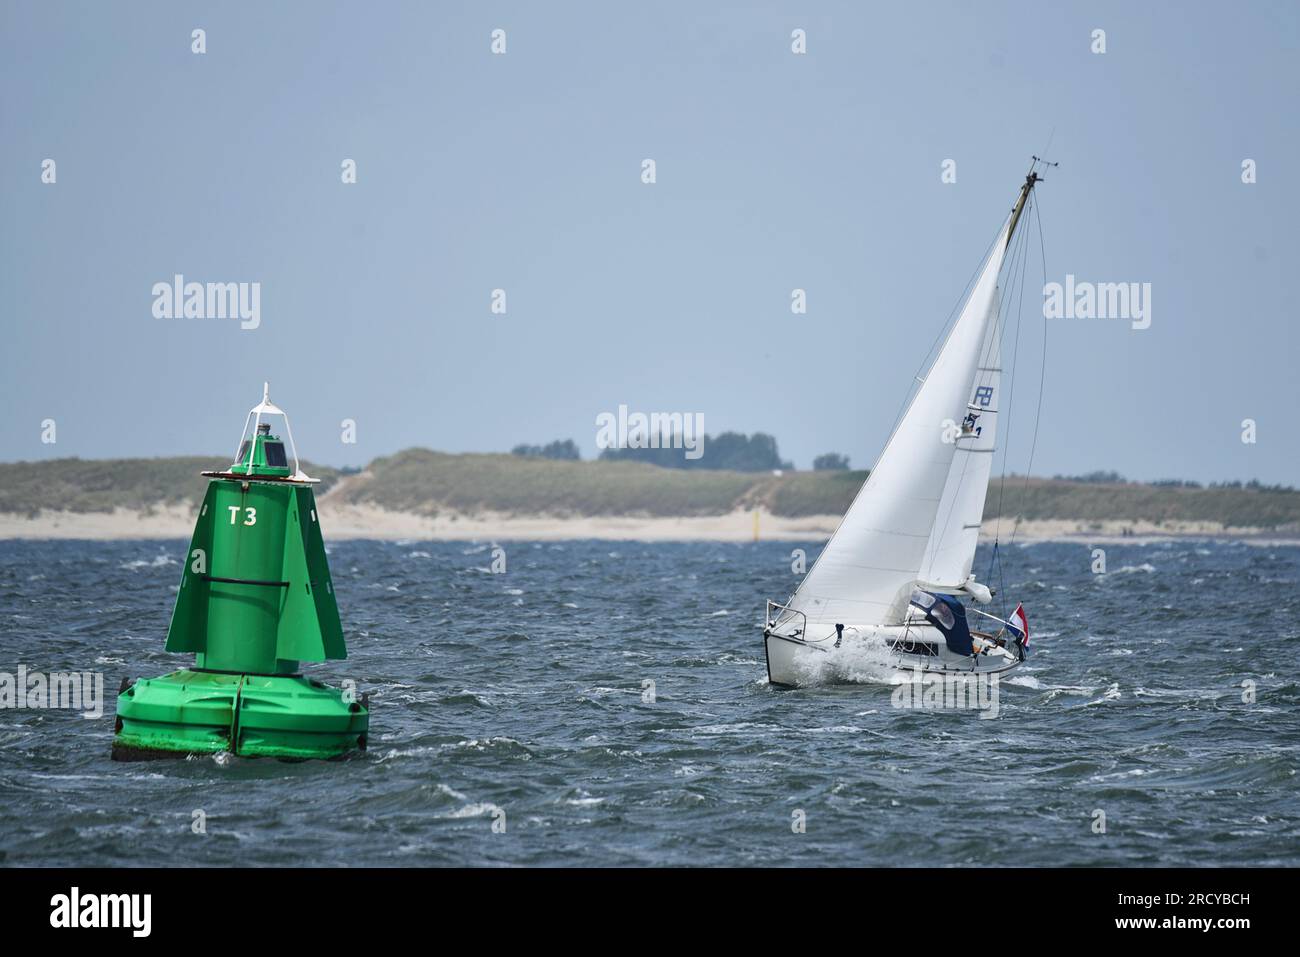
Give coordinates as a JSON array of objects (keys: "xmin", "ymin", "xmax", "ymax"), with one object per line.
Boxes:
[
  {"xmin": 989, "ymin": 192, "xmax": 1035, "ymax": 614},
  {"xmin": 922, "ymin": 189, "xmax": 1031, "ymax": 587},
  {"xmin": 1009, "ymin": 195, "xmax": 1050, "ymax": 552}
]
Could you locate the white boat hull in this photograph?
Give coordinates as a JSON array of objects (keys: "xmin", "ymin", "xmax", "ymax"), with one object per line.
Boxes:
[{"xmin": 764, "ymin": 627, "xmax": 1021, "ymax": 688}]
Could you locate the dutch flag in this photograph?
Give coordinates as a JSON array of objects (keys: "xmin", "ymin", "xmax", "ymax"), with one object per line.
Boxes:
[{"xmin": 1007, "ymin": 603, "xmax": 1029, "ymax": 656}]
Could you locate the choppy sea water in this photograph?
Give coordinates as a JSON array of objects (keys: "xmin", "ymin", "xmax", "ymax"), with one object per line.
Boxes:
[{"xmin": 0, "ymin": 537, "xmax": 1297, "ymax": 867}]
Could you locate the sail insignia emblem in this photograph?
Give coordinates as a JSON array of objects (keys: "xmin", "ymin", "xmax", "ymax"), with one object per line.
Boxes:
[{"xmin": 974, "ymin": 385, "xmax": 994, "ymax": 406}]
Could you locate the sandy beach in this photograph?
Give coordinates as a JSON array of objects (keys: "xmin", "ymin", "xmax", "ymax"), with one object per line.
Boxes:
[{"xmin": 0, "ymin": 502, "xmax": 1295, "ymax": 545}]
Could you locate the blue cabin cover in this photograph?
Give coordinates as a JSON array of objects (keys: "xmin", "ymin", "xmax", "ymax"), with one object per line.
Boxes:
[{"xmin": 908, "ymin": 589, "xmax": 974, "ymax": 656}]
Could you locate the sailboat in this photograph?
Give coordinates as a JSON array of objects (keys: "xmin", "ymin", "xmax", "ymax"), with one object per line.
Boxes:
[{"xmin": 763, "ymin": 162, "xmax": 1049, "ymax": 687}]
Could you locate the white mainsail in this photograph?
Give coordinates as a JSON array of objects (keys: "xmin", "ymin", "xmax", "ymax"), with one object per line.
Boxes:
[
  {"xmin": 918, "ymin": 289, "xmax": 1002, "ymax": 592},
  {"xmin": 779, "ymin": 217, "xmax": 1012, "ymax": 635}
]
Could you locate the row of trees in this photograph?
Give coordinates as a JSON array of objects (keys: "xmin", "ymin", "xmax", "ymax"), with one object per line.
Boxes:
[
  {"xmin": 1053, "ymin": 472, "xmax": 1295, "ymax": 493},
  {"xmin": 599, "ymin": 431, "xmax": 793, "ymax": 471},
  {"xmin": 510, "ymin": 434, "xmax": 852, "ymax": 472},
  {"xmin": 813, "ymin": 452, "xmax": 851, "ymax": 471},
  {"xmin": 1206, "ymin": 479, "xmax": 1296, "ymax": 492},
  {"xmin": 510, "ymin": 439, "xmax": 580, "ymax": 461},
  {"xmin": 1054, "ymin": 470, "xmax": 1129, "ymax": 484}
]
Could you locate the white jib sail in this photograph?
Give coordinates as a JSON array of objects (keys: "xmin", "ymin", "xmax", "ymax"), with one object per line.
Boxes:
[
  {"xmin": 918, "ymin": 287, "xmax": 1001, "ymax": 592},
  {"xmin": 780, "ymin": 218, "xmax": 1011, "ymax": 635}
]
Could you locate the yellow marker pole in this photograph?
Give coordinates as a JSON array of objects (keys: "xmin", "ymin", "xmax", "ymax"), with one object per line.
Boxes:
[{"xmin": 753, "ymin": 509, "xmax": 760, "ymax": 542}]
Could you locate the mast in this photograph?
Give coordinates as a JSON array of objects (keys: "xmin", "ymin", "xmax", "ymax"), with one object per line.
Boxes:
[{"xmin": 1006, "ymin": 156, "xmax": 1054, "ymax": 249}]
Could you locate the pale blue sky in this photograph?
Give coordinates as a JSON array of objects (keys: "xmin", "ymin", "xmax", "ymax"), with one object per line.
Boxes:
[{"xmin": 2, "ymin": 1, "xmax": 1296, "ymax": 483}]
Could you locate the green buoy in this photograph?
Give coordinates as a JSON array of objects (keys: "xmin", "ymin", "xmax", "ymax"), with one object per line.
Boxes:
[{"xmin": 113, "ymin": 384, "xmax": 369, "ymax": 761}]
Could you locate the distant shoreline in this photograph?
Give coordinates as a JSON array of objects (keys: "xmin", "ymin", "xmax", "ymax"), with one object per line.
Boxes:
[
  {"xmin": 4, "ymin": 454, "xmax": 1298, "ymax": 544},
  {"xmin": 1, "ymin": 504, "xmax": 1296, "ymax": 545}
]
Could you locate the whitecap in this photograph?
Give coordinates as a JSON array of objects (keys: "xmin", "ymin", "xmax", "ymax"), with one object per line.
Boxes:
[{"xmin": 1004, "ymin": 674, "xmax": 1042, "ymax": 689}]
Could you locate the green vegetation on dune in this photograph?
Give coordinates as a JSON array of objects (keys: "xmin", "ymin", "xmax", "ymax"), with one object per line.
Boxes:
[
  {"xmin": 2, "ymin": 453, "xmax": 1298, "ymax": 531},
  {"xmin": 330, "ymin": 454, "xmax": 1300, "ymax": 530},
  {"xmin": 340, "ymin": 449, "xmax": 760, "ymax": 517},
  {"xmin": 758, "ymin": 469, "xmax": 870, "ymax": 517},
  {"xmin": 987, "ymin": 477, "xmax": 1300, "ymax": 529},
  {"xmin": 0, "ymin": 457, "xmax": 339, "ymax": 517},
  {"xmin": 338, "ymin": 453, "xmax": 1300, "ymax": 529}
]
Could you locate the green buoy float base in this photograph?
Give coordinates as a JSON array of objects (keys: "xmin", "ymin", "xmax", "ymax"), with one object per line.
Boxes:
[{"xmin": 112, "ymin": 669, "xmax": 368, "ymax": 761}]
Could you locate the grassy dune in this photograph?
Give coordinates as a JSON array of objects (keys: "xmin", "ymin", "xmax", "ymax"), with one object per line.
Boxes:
[
  {"xmin": 986, "ymin": 477, "xmax": 1300, "ymax": 530},
  {"xmin": 0, "ymin": 457, "xmax": 339, "ymax": 517},
  {"xmin": 337, "ymin": 450, "xmax": 759, "ymax": 517},
  {"xmin": 2, "ymin": 452, "xmax": 1298, "ymax": 531},
  {"xmin": 758, "ymin": 468, "xmax": 871, "ymax": 517},
  {"xmin": 335, "ymin": 450, "xmax": 1300, "ymax": 529}
]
